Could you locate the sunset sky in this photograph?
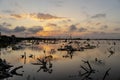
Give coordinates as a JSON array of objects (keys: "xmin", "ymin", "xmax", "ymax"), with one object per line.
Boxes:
[{"xmin": 0, "ymin": 0, "xmax": 120, "ymax": 38}]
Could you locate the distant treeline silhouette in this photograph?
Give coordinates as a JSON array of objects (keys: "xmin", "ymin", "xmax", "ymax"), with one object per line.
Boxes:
[
  {"xmin": 1, "ymin": 34, "xmax": 120, "ymax": 48},
  {"xmin": 0, "ymin": 35, "xmax": 22, "ymax": 48}
]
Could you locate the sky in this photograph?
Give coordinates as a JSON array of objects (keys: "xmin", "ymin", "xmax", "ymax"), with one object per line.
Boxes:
[{"xmin": 0, "ymin": 0, "xmax": 120, "ymax": 39}]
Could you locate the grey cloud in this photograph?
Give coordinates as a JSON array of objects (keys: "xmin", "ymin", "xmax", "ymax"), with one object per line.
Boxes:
[
  {"xmin": 79, "ymin": 27, "xmax": 88, "ymax": 32},
  {"xmin": 2, "ymin": 10, "xmax": 15, "ymax": 13},
  {"xmin": 59, "ymin": 19, "xmax": 72, "ymax": 24},
  {"xmin": 0, "ymin": 23, "xmax": 43, "ymax": 34},
  {"xmin": 0, "ymin": 23, "xmax": 44, "ymax": 36},
  {"xmin": 0, "ymin": 25, "xmax": 12, "ymax": 33},
  {"xmin": 0, "ymin": 25, "xmax": 26, "ymax": 33},
  {"xmin": 100, "ymin": 25, "xmax": 108, "ymax": 30},
  {"xmin": 47, "ymin": 23, "xmax": 57, "ymax": 27},
  {"xmin": 13, "ymin": 26, "xmax": 26, "ymax": 32},
  {"xmin": 69, "ymin": 25, "xmax": 77, "ymax": 31},
  {"xmin": 0, "ymin": 22, "xmax": 12, "ymax": 33},
  {"xmin": 30, "ymin": 13, "xmax": 62, "ymax": 20},
  {"xmin": 69, "ymin": 25, "xmax": 88, "ymax": 32},
  {"xmin": 91, "ymin": 13, "xmax": 106, "ymax": 18},
  {"xmin": 96, "ymin": 22, "xmax": 101, "ymax": 25},
  {"xmin": 114, "ymin": 28, "xmax": 120, "ymax": 31},
  {"xmin": 10, "ymin": 13, "xmax": 64, "ymax": 20},
  {"xmin": 11, "ymin": 14, "xmax": 22, "ymax": 19},
  {"xmin": 28, "ymin": 26, "xmax": 43, "ymax": 33}
]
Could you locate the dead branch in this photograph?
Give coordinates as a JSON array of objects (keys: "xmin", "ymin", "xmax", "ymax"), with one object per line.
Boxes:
[{"xmin": 103, "ymin": 68, "xmax": 111, "ymax": 80}]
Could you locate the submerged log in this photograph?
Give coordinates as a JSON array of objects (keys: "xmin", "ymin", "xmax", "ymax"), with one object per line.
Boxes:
[{"xmin": 10, "ymin": 66, "xmax": 23, "ymax": 76}]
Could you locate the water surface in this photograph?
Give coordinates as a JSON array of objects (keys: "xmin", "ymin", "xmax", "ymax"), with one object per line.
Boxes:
[{"xmin": 1, "ymin": 40, "xmax": 120, "ymax": 80}]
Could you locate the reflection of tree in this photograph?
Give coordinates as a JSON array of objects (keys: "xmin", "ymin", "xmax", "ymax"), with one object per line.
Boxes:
[
  {"xmin": 0, "ymin": 58, "xmax": 23, "ymax": 79},
  {"xmin": 20, "ymin": 52, "xmax": 26, "ymax": 64},
  {"xmin": 69, "ymin": 60, "xmax": 95, "ymax": 80},
  {"xmin": 69, "ymin": 60, "xmax": 111, "ymax": 80},
  {"xmin": 32, "ymin": 55, "xmax": 53, "ymax": 74},
  {"xmin": 63, "ymin": 50, "xmax": 74, "ymax": 59},
  {"xmin": 79, "ymin": 60, "xmax": 95, "ymax": 80}
]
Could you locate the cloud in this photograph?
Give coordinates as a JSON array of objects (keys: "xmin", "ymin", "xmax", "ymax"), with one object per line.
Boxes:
[
  {"xmin": 96, "ymin": 22, "xmax": 101, "ymax": 25},
  {"xmin": 36, "ymin": 31, "xmax": 68, "ymax": 37},
  {"xmin": 30, "ymin": 13, "xmax": 63, "ymax": 20},
  {"xmin": 11, "ymin": 14, "xmax": 23, "ymax": 19},
  {"xmin": 28, "ymin": 26, "xmax": 43, "ymax": 33},
  {"xmin": 100, "ymin": 25, "xmax": 108, "ymax": 30},
  {"xmin": 0, "ymin": 22, "xmax": 12, "ymax": 33},
  {"xmin": 0, "ymin": 21, "xmax": 44, "ymax": 35},
  {"xmin": 0, "ymin": 24, "xmax": 26, "ymax": 33},
  {"xmin": 0, "ymin": 25, "xmax": 12, "ymax": 33},
  {"xmin": 69, "ymin": 25, "xmax": 88, "ymax": 32},
  {"xmin": 114, "ymin": 28, "xmax": 120, "ymax": 31},
  {"xmin": 69, "ymin": 25, "xmax": 77, "ymax": 31},
  {"xmin": 44, "ymin": 23, "xmax": 61, "ymax": 31},
  {"xmin": 10, "ymin": 13, "xmax": 64, "ymax": 20},
  {"xmin": 2, "ymin": 10, "xmax": 15, "ymax": 13},
  {"xmin": 13, "ymin": 26, "xmax": 26, "ymax": 32},
  {"xmin": 46, "ymin": 23, "xmax": 57, "ymax": 27},
  {"xmin": 1, "ymin": 22, "xmax": 12, "ymax": 26},
  {"xmin": 58, "ymin": 19, "xmax": 72, "ymax": 24},
  {"xmin": 91, "ymin": 13, "xmax": 106, "ymax": 18},
  {"xmin": 79, "ymin": 27, "xmax": 88, "ymax": 32}
]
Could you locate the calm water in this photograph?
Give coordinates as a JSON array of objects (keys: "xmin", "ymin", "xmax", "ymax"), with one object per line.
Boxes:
[{"xmin": 0, "ymin": 40, "xmax": 120, "ymax": 80}]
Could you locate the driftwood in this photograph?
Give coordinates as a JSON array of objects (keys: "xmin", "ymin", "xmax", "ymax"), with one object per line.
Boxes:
[
  {"xmin": 103, "ymin": 68, "xmax": 111, "ymax": 80},
  {"xmin": 31, "ymin": 63, "xmax": 42, "ymax": 65},
  {"xmin": 10, "ymin": 66, "xmax": 23, "ymax": 76},
  {"xmin": 0, "ymin": 58, "xmax": 23, "ymax": 79},
  {"xmin": 108, "ymin": 47, "xmax": 115, "ymax": 58},
  {"xmin": 32, "ymin": 57, "xmax": 53, "ymax": 74}
]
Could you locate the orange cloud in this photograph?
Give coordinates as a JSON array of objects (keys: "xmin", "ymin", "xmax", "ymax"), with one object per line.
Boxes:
[
  {"xmin": 46, "ymin": 23, "xmax": 57, "ymax": 27},
  {"xmin": 0, "ymin": 14, "xmax": 5, "ymax": 19},
  {"xmin": 11, "ymin": 14, "xmax": 23, "ymax": 18},
  {"xmin": 10, "ymin": 13, "xmax": 65, "ymax": 20},
  {"xmin": 36, "ymin": 31, "xmax": 88, "ymax": 37},
  {"xmin": 36, "ymin": 31, "xmax": 66, "ymax": 37},
  {"xmin": 43, "ymin": 23, "xmax": 61, "ymax": 31},
  {"xmin": 10, "ymin": 13, "xmax": 28, "ymax": 19}
]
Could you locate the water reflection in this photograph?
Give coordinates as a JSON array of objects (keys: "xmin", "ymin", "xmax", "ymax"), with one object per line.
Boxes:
[
  {"xmin": 32, "ymin": 55, "xmax": 53, "ymax": 74},
  {"xmin": 0, "ymin": 40, "xmax": 120, "ymax": 80},
  {"xmin": 0, "ymin": 58, "xmax": 23, "ymax": 79},
  {"xmin": 79, "ymin": 60, "xmax": 95, "ymax": 80},
  {"xmin": 62, "ymin": 50, "xmax": 74, "ymax": 59}
]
